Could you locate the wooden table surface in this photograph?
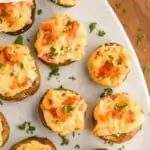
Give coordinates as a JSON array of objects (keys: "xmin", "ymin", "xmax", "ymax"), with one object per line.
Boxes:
[{"xmin": 108, "ymin": 0, "xmax": 150, "ymax": 90}]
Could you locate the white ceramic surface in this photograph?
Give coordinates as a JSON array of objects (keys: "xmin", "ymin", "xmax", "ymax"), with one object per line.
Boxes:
[{"xmin": 0, "ymin": 0, "xmax": 150, "ymax": 150}]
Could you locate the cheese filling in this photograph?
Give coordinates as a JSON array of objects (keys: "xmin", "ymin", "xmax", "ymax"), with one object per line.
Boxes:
[
  {"xmin": 35, "ymin": 14, "xmax": 87, "ymax": 64},
  {"xmin": 0, "ymin": 45, "xmax": 38, "ymax": 97},
  {"xmin": 0, "ymin": 119, "xmax": 3, "ymax": 147},
  {"xmin": 16, "ymin": 141, "xmax": 52, "ymax": 150},
  {"xmin": 52, "ymin": 0, "xmax": 79, "ymax": 6},
  {"xmin": 0, "ymin": 0, "xmax": 33, "ymax": 32},
  {"xmin": 40, "ymin": 89, "xmax": 88, "ymax": 135},
  {"xmin": 93, "ymin": 93, "xmax": 145, "ymax": 136},
  {"xmin": 88, "ymin": 44, "xmax": 130, "ymax": 86}
]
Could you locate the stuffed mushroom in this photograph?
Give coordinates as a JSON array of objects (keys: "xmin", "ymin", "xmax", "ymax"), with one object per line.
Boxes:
[
  {"xmin": 88, "ymin": 43, "xmax": 130, "ymax": 87},
  {"xmin": 10, "ymin": 137, "xmax": 56, "ymax": 150},
  {"xmin": 39, "ymin": 89, "xmax": 88, "ymax": 135},
  {"xmin": 0, "ymin": 0, "xmax": 35, "ymax": 35},
  {"xmin": 0, "ymin": 112, "xmax": 10, "ymax": 148},
  {"xmin": 93, "ymin": 93, "xmax": 145, "ymax": 143},
  {"xmin": 35, "ymin": 14, "xmax": 87, "ymax": 66},
  {"xmin": 0, "ymin": 44, "xmax": 40, "ymax": 101}
]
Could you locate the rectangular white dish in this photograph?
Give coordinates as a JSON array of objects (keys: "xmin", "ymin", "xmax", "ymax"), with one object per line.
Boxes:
[{"xmin": 0, "ymin": 0, "xmax": 150, "ymax": 150}]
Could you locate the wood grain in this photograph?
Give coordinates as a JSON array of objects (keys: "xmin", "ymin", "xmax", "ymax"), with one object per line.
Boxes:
[{"xmin": 108, "ymin": 0, "xmax": 150, "ymax": 90}]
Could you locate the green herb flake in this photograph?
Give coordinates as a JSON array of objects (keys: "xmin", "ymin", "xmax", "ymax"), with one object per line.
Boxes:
[
  {"xmin": 108, "ymin": 55, "xmax": 114, "ymax": 61},
  {"xmin": 50, "ymin": 47, "xmax": 57, "ymax": 57},
  {"xmin": 98, "ymin": 30, "xmax": 106, "ymax": 37},
  {"xmin": 75, "ymin": 144, "xmax": 80, "ymax": 149},
  {"xmin": 60, "ymin": 136, "xmax": 69, "ymax": 146},
  {"xmin": 115, "ymin": 3, "xmax": 121, "ymax": 9},
  {"xmin": 61, "ymin": 46, "xmax": 64, "ymax": 51},
  {"xmin": 59, "ymin": 85, "xmax": 64, "ymax": 89},
  {"xmin": 136, "ymin": 35, "xmax": 145, "ymax": 46},
  {"xmin": 114, "ymin": 104, "xmax": 128, "ymax": 111},
  {"xmin": 100, "ymin": 88, "xmax": 113, "ymax": 98},
  {"xmin": 62, "ymin": 105, "xmax": 71, "ymax": 113},
  {"xmin": 0, "ymin": 100, "xmax": 3, "ymax": 105},
  {"xmin": 10, "ymin": 72, "xmax": 14, "ymax": 77},
  {"xmin": 20, "ymin": 62, "xmax": 24, "ymax": 69},
  {"xmin": 104, "ymin": 140, "xmax": 114, "ymax": 146},
  {"xmin": 17, "ymin": 121, "xmax": 36, "ymax": 134},
  {"xmin": 142, "ymin": 67, "xmax": 149, "ymax": 75},
  {"xmin": 89, "ymin": 22, "xmax": 97, "ymax": 33},
  {"xmin": 0, "ymin": 63, "xmax": 3, "ymax": 69},
  {"xmin": 37, "ymin": 9, "xmax": 42, "ymax": 15},
  {"xmin": 48, "ymin": 66, "xmax": 60, "ymax": 80},
  {"xmin": 14, "ymin": 35, "xmax": 23, "ymax": 45},
  {"xmin": 72, "ymin": 131, "xmax": 75, "ymax": 137},
  {"xmin": 69, "ymin": 76, "xmax": 76, "ymax": 81}
]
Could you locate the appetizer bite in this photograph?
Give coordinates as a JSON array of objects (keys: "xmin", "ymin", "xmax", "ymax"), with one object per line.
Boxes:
[
  {"xmin": 39, "ymin": 89, "xmax": 88, "ymax": 135},
  {"xmin": 50, "ymin": 0, "xmax": 79, "ymax": 7},
  {"xmin": 93, "ymin": 92, "xmax": 145, "ymax": 143},
  {"xmin": 88, "ymin": 43, "xmax": 130, "ymax": 87},
  {"xmin": 0, "ymin": 112, "xmax": 10, "ymax": 148},
  {"xmin": 35, "ymin": 14, "xmax": 87, "ymax": 66},
  {"xmin": 0, "ymin": 0, "xmax": 35, "ymax": 35},
  {"xmin": 0, "ymin": 44, "xmax": 40, "ymax": 101},
  {"xmin": 10, "ymin": 137, "xmax": 56, "ymax": 150}
]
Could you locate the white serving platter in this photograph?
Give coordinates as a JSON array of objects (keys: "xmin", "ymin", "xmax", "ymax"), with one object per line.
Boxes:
[{"xmin": 0, "ymin": 0, "xmax": 150, "ymax": 150}]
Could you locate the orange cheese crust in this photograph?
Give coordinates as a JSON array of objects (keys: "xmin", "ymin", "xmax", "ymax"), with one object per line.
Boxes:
[
  {"xmin": 88, "ymin": 43, "xmax": 130, "ymax": 87},
  {"xmin": 0, "ymin": 0, "xmax": 33, "ymax": 32},
  {"xmin": 35, "ymin": 14, "xmax": 87, "ymax": 65},
  {"xmin": 93, "ymin": 93, "xmax": 145, "ymax": 137},
  {"xmin": 0, "ymin": 44, "xmax": 39, "ymax": 97},
  {"xmin": 40, "ymin": 89, "xmax": 88, "ymax": 135}
]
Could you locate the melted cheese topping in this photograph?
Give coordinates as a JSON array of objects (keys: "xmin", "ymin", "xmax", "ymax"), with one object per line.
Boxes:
[
  {"xmin": 0, "ymin": 119, "xmax": 3, "ymax": 147},
  {"xmin": 35, "ymin": 14, "xmax": 87, "ymax": 65},
  {"xmin": 16, "ymin": 141, "xmax": 52, "ymax": 150},
  {"xmin": 88, "ymin": 43, "xmax": 130, "ymax": 87},
  {"xmin": 40, "ymin": 89, "xmax": 88, "ymax": 135},
  {"xmin": 0, "ymin": 45, "xmax": 38, "ymax": 97},
  {"xmin": 52, "ymin": 0, "xmax": 79, "ymax": 6},
  {"xmin": 0, "ymin": 0, "xmax": 33, "ymax": 32},
  {"xmin": 93, "ymin": 93, "xmax": 145, "ymax": 136}
]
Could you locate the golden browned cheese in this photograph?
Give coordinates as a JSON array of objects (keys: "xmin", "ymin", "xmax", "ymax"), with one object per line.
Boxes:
[
  {"xmin": 0, "ymin": 45, "xmax": 38, "ymax": 97},
  {"xmin": 35, "ymin": 14, "xmax": 87, "ymax": 65},
  {"xmin": 40, "ymin": 89, "xmax": 88, "ymax": 135},
  {"xmin": 0, "ymin": 119, "xmax": 3, "ymax": 147},
  {"xmin": 93, "ymin": 93, "xmax": 145, "ymax": 137},
  {"xmin": 52, "ymin": 0, "xmax": 79, "ymax": 6},
  {"xmin": 0, "ymin": 0, "xmax": 33, "ymax": 32},
  {"xmin": 88, "ymin": 43, "xmax": 130, "ymax": 87},
  {"xmin": 16, "ymin": 140, "xmax": 52, "ymax": 150}
]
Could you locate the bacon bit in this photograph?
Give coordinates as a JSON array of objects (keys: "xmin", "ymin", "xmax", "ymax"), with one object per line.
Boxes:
[
  {"xmin": 67, "ymin": 21, "xmax": 79, "ymax": 39},
  {"xmin": 63, "ymin": 96, "xmax": 77, "ymax": 105},
  {"xmin": 40, "ymin": 53, "xmax": 58, "ymax": 64},
  {"xmin": 108, "ymin": 110, "xmax": 123, "ymax": 120},
  {"xmin": 4, "ymin": 48, "xmax": 19, "ymax": 65},
  {"xmin": 126, "ymin": 110, "xmax": 135, "ymax": 123},
  {"xmin": 19, "ymin": 78, "xmax": 31, "ymax": 87},
  {"xmin": 98, "ymin": 61, "xmax": 120, "ymax": 78},
  {"xmin": 41, "ymin": 22, "xmax": 58, "ymax": 46},
  {"xmin": 50, "ymin": 108, "xmax": 57, "ymax": 117}
]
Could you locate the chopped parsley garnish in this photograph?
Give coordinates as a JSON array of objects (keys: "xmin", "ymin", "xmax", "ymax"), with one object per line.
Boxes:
[
  {"xmin": 0, "ymin": 100, "xmax": 3, "ymax": 105},
  {"xmin": 14, "ymin": 35, "xmax": 23, "ymax": 45},
  {"xmin": 118, "ymin": 145, "xmax": 125, "ymax": 150},
  {"xmin": 60, "ymin": 136, "xmax": 69, "ymax": 146},
  {"xmin": 50, "ymin": 47, "xmax": 57, "ymax": 56},
  {"xmin": 100, "ymin": 88, "xmax": 113, "ymax": 98},
  {"xmin": 114, "ymin": 104, "xmax": 128, "ymax": 111},
  {"xmin": 17, "ymin": 121, "xmax": 36, "ymax": 134},
  {"xmin": 59, "ymin": 85, "xmax": 64, "ymax": 89},
  {"xmin": 142, "ymin": 66, "xmax": 149, "ymax": 75},
  {"xmin": 0, "ymin": 63, "xmax": 3, "ymax": 69},
  {"xmin": 72, "ymin": 131, "xmax": 75, "ymax": 137},
  {"xmin": 89, "ymin": 22, "xmax": 97, "ymax": 33},
  {"xmin": 48, "ymin": 66, "xmax": 60, "ymax": 80},
  {"xmin": 62, "ymin": 105, "xmax": 71, "ymax": 113},
  {"xmin": 98, "ymin": 30, "xmax": 106, "ymax": 37},
  {"xmin": 75, "ymin": 144, "xmax": 80, "ymax": 149},
  {"xmin": 115, "ymin": 3, "xmax": 121, "ymax": 9},
  {"xmin": 37, "ymin": 9, "xmax": 42, "ymax": 15},
  {"xmin": 66, "ymin": 20, "xmax": 71, "ymax": 26},
  {"xmin": 108, "ymin": 55, "xmax": 114, "ymax": 61},
  {"xmin": 104, "ymin": 140, "xmax": 114, "ymax": 145},
  {"xmin": 10, "ymin": 72, "xmax": 14, "ymax": 76},
  {"xmin": 61, "ymin": 46, "xmax": 64, "ymax": 51},
  {"xmin": 136, "ymin": 35, "xmax": 145, "ymax": 45},
  {"xmin": 69, "ymin": 76, "xmax": 76, "ymax": 81},
  {"xmin": 20, "ymin": 62, "xmax": 24, "ymax": 69}
]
